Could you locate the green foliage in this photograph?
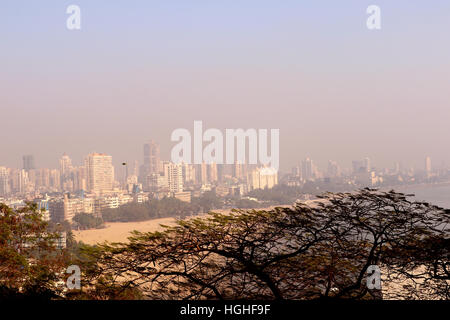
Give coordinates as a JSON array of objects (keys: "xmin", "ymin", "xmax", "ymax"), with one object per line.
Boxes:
[
  {"xmin": 191, "ymin": 191, "xmax": 224, "ymax": 212},
  {"xmin": 72, "ymin": 213, "xmax": 104, "ymax": 230},
  {"xmin": 247, "ymin": 185, "xmax": 305, "ymax": 204},
  {"xmin": 81, "ymin": 189, "xmax": 450, "ymax": 300},
  {"xmin": 247, "ymin": 183, "xmax": 353, "ymax": 205},
  {"xmin": 102, "ymin": 195, "xmax": 219, "ymax": 223},
  {"xmin": 230, "ymin": 198, "xmax": 264, "ymax": 209},
  {"xmin": 102, "ymin": 198, "xmax": 188, "ymax": 222},
  {"xmin": 0, "ymin": 203, "xmax": 67, "ymax": 299}
]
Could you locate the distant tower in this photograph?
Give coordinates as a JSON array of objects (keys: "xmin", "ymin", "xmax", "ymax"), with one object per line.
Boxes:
[
  {"xmin": 143, "ymin": 140, "xmax": 160, "ymax": 174},
  {"xmin": 301, "ymin": 158, "xmax": 314, "ymax": 181},
  {"xmin": 364, "ymin": 157, "xmax": 371, "ymax": 172},
  {"xmin": 59, "ymin": 153, "xmax": 73, "ymax": 176},
  {"xmin": 393, "ymin": 162, "xmax": 400, "ymax": 174},
  {"xmin": 425, "ymin": 156, "xmax": 432, "ymax": 176},
  {"xmin": 23, "ymin": 155, "xmax": 35, "ymax": 171},
  {"xmin": 133, "ymin": 160, "xmax": 139, "ymax": 177},
  {"xmin": 327, "ymin": 160, "xmax": 341, "ymax": 178},
  {"xmin": 208, "ymin": 162, "xmax": 218, "ymax": 183},
  {"xmin": 292, "ymin": 166, "xmax": 301, "ymax": 178},
  {"xmin": 140, "ymin": 140, "xmax": 161, "ymax": 188},
  {"xmin": 233, "ymin": 161, "xmax": 244, "ymax": 180},
  {"xmin": 0, "ymin": 167, "xmax": 9, "ymax": 196},
  {"xmin": 201, "ymin": 162, "xmax": 208, "ymax": 185},
  {"xmin": 182, "ymin": 163, "xmax": 196, "ymax": 184}
]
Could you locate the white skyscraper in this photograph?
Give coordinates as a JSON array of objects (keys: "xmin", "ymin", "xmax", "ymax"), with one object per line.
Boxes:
[
  {"xmin": 163, "ymin": 162, "xmax": 183, "ymax": 193},
  {"xmin": 249, "ymin": 167, "xmax": 278, "ymax": 190},
  {"xmin": 85, "ymin": 153, "xmax": 114, "ymax": 195}
]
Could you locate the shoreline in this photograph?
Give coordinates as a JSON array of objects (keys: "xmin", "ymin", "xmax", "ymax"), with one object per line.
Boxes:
[
  {"xmin": 73, "ymin": 205, "xmax": 292, "ymax": 245},
  {"xmin": 381, "ymin": 180, "xmax": 450, "ymax": 192}
]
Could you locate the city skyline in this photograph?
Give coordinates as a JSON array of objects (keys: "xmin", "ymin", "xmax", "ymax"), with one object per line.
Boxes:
[
  {"xmin": 0, "ymin": 147, "xmax": 445, "ymax": 174},
  {"xmin": 2, "ymin": 143, "xmax": 448, "ymax": 223},
  {"xmin": 1, "ymin": 1, "xmax": 449, "ymax": 304}
]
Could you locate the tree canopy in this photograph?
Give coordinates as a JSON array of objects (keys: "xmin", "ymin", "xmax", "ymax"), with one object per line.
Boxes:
[
  {"xmin": 0, "ymin": 203, "xmax": 67, "ymax": 299},
  {"xmin": 78, "ymin": 189, "xmax": 449, "ymax": 300}
]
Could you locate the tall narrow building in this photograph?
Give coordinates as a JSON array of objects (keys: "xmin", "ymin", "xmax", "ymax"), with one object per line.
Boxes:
[
  {"xmin": 201, "ymin": 162, "xmax": 208, "ymax": 185},
  {"xmin": 85, "ymin": 153, "xmax": 114, "ymax": 195},
  {"xmin": 60, "ymin": 153, "xmax": 73, "ymax": 191},
  {"xmin": 140, "ymin": 140, "xmax": 161, "ymax": 189},
  {"xmin": 163, "ymin": 162, "xmax": 183, "ymax": 193},
  {"xmin": 301, "ymin": 158, "xmax": 314, "ymax": 181},
  {"xmin": 425, "ymin": 156, "xmax": 432, "ymax": 177},
  {"xmin": 144, "ymin": 140, "xmax": 160, "ymax": 174},
  {"xmin": 233, "ymin": 161, "xmax": 244, "ymax": 180},
  {"xmin": 23, "ymin": 155, "xmax": 35, "ymax": 171},
  {"xmin": 0, "ymin": 167, "xmax": 9, "ymax": 196},
  {"xmin": 60, "ymin": 153, "xmax": 73, "ymax": 177},
  {"xmin": 208, "ymin": 162, "xmax": 218, "ymax": 183}
]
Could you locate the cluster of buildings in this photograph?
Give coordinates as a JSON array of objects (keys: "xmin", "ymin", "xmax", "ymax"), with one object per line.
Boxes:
[
  {"xmin": 3, "ymin": 141, "xmax": 447, "ymax": 227},
  {"xmin": 0, "ymin": 141, "xmax": 278, "ymax": 224},
  {"xmin": 0, "ymin": 153, "xmax": 115, "ymax": 196},
  {"xmin": 284, "ymin": 156, "xmax": 447, "ymax": 188},
  {"xmin": 136, "ymin": 141, "xmax": 277, "ymax": 198}
]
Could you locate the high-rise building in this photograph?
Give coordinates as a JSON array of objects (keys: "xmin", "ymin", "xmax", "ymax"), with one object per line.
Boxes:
[
  {"xmin": 73, "ymin": 166, "xmax": 87, "ymax": 191},
  {"xmin": 364, "ymin": 157, "xmax": 371, "ymax": 172},
  {"xmin": 85, "ymin": 153, "xmax": 114, "ymax": 195},
  {"xmin": 200, "ymin": 162, "xmax": 208, "ymax": 185},
  {"xmin": 60, "ymin": 153, "xmax": 73, "ymax": 177},
  {"xmin": 352, "ymin": 158, "xmax": 371, "ymax": 174},
  {"xmin": 208, "ymin": 162, "xmax": 218, "ymax": 183},
  {"xmin": 23, "ymin": 155, "xmax": 35, "ymax": 171},
  {"xmin": 233, "ymin": 161, "xmax": 244, "ymax": 180},
  {"xmin": 182, "ymin": 163, "xmax": 196, "ymax": 185},
  {"xmin": 60, "ymin": 154, "xmax": 79, "ymax": 192},
  {"xmin": 144, "ymin": 140, "xmax": 160, "ymax": 173},
  {"xmin": 217, "ymin": 164, "xmax": 225, "ymax": 182},
  {"xmin": 59, "ymin": 152, "xmax": 72, "ymax": 180},
  {"xmin": 301, "ymin": 158, "xmax": 314, "ymax": 181},
  {"xmin": 425, "ymin": 156, "xmax": 432, "ymax": 176},
  {"xmin": 327, "ymin": 160, "xmax": 341, "ymax": 178},
  {"xmin": 149, "ymin": 172, "xmax": 168, "ymax": 191},
  {"xmin": 292, "ymin": 166, "xmax": 301, "ymax": 178},
  {"xmin": 0, "ymin": 167, "xmax": 9, "ymax": 196},
  {"xmin": 50, "ymin": 169, "xmax": 61, "ymax": 191},
  {"xmin": 12, "ymin": 169, "xmax": 29, "ymax": 194},
  {"xmin": 40, "ymin": 168, "xmax": 51, "ymax": 189},
  {"xmin": 393, "ymin": 162, "xmax": 401, "ymax": 174},
  {"xmin": 140, "ymin": 140, "xmax": 161, "ymax": 189},
  {"xmin": 249, "ymin": 167, "xmax": 278, "ymax": 190},
  {"xmin": 163, "ymin": 162, "xmax": 183, "ymax": 193}
]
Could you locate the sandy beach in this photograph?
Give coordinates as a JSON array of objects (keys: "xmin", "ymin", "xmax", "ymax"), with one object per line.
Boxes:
[
  {"xmin": 73, "ymin": 206, "xmax": 291, "ymax": 245},
  {"xmin": 73, "ymin": 217, "xmax": 177, "ymax": 245}
]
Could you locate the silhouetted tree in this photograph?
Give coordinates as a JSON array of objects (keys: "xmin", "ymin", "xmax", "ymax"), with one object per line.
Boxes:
[{"xmin": 79, "ymin": 189, "xmax": 449, "ymax": 300}]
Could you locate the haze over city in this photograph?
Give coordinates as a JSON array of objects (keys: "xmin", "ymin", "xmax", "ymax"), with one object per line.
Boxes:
[
  {"xmin": 1, "ymin": 0, "xmax": 450, "ymax": 308},
  {"xmin": 1, "ymin": 0, "xmax": 450, "ymax": 171}
]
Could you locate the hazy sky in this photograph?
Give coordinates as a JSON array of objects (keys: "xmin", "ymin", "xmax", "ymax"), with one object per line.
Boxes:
[{"xmin": 1, "ymin": 0, "xmax": 449, "ymax": 172}]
